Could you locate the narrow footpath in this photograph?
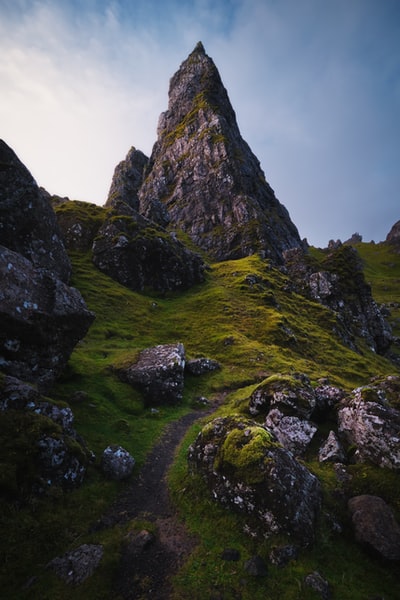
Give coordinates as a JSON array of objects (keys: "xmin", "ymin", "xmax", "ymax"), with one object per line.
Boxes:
[{"xmin": 93, "ymin": 408, "xmax": 212, "ymax": 599}]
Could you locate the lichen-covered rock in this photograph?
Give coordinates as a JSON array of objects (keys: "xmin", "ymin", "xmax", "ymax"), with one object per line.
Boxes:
[
  {"xmin": 101, "ymin": 445, "xmax": 135, "ymax": 480},
  {"xmin": 117, "ymin": 343, "xmax": 186, "ymax": 405},
  {"xmin": 188, "ymin": 415, "xmax": 321, "ymax": 545},
  {"xmin": 265, "ymin": 409, "xmax": 317, "ymax": 456},
  {"xmin": 348, "ymin": 495, "xmax": 400, "ymax": 560},
  {"xmin": 0, "ymin": 246, "xmax": 94, "ymax": 390},
  {"xmin": 304, "ymin": 571, "xmax": 331, "ymax": 600},
  {"xmin": 283, "ymin": 245, "xmax": 392, "ymax": 355},
  {"xmin": 185, "ymin": 357, "xmax": 220, "ymax": 375},
  {"xmin": 318, "ymin": 430, "xmax": 346, "ymax": 463},
  {"xmin": 338, "ymin": 378, "xmax": 400, "ymax": 470},
  {"xmin": 313, "ymin": 382, "xmax": 346, "ymax": 420},
  {"xmin": 0, "ymin": 139, "xmax": 71, "ymax": 283},
  {"xmin": 0, "ymin": 375, "xmax": 90, "ymax": 496},
  {"xmin": 47, "ymin": 544, "xmax": 104, "ymax": 584},
  {"xmin": 138, "ymin": 42, "xmax": 303, "ymax": 263},
  {"xmin": 105, "ymin": 146, "xmax": 148, "ymax": 210},
  {"xmin": 92, "ymin": 203, "xmax": 206, "ymax": 293},
  {"xmin": 249, "ymin": 373, "xmax": 316, "ymax": 419}
]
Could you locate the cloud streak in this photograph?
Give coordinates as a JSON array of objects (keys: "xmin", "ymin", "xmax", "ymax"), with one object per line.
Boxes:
[{"xmin": 1, "ymin": 0, "xmax": 399, "ymax": 246}]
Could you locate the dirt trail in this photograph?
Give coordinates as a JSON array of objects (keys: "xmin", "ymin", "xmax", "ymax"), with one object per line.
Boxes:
[{"xmin": 94, "ymin": 407, "xmax": 213, "ymax": 599}]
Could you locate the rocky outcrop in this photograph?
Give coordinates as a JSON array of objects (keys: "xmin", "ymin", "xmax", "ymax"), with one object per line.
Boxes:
[
  {"xmin": 386, "ymin": 220, "xmax": 400, "ymax": 246},
  {"xmin": 0, "ymin": 246, "xmax": 94, "ymax": 390},
  {"xmin": 338, "ymin": 377, "xmax": 400, "ymax": 470},
  {"xmin": 116, "ymin": 343, "xmax": 186, "ymax": 405},
  {"xmin": 138, "ymin": 42, "xmax": 303, "ymax": 263},
  {"xmin": 105, "ymin": 147, "xmax": 148, "ymax": 210},
  {"xmin": 92, "ymin": 203, "xmax": 206, "ymax": 294},
  {"xmin": 0, "ymin": 375, "xmax": 90, "ymax": 497},
  {"xmin": 248, "ymin": 373, "xmax": 316, "ymax": 419},
  {"xmin": 283, "ymin": 245, "xmax": 392, "ymax": 355},
  {"xmin": 55, "ymin": 200, "xmax": 106, "ymax": 252},
  {"xmin": 188, "ymin": 415, "xmax": 321, "ymax": 545},
  {"xmin": 0, "ymin": 142, "xmax": 95, "ymax": 389},
  {"xmin": 348, "ymin": 495, "xmax": 400, "ymax": 560},
  {"xmin": 0, "ymin": 140, "xmax": 71, "ymax": 283}
]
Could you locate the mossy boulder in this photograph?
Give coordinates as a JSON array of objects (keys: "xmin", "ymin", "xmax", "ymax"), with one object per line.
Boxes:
[
  {"xmin": 248, "ymin": 373, "xmax": 316, "ymax": 418},
  {"xmin": 92, "ymin": 203, "xmax": 206, "ymax": 294},
  {"xmin": 188, "ymin": 415, "xmax": 321, "ymax": 545},
  {"xmin": 338, "ymin": 376, "xmax": 400, "ymax": 470}
]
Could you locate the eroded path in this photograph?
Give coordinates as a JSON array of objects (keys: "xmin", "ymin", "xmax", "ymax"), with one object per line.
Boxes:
[{"xmin": 93, "ymin": 408, "xmax": 212, "ymax": 599}]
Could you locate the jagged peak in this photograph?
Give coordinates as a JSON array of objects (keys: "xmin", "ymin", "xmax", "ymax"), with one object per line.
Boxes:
[{"xmin": 192, "ymin": 41, "xmax": 206, "ymax": 55}]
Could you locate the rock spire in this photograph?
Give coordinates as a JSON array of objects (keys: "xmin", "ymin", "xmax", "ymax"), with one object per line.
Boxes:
[{"xmin": 138, "ymin": 43, "xmax": 303, "ymax": 262}]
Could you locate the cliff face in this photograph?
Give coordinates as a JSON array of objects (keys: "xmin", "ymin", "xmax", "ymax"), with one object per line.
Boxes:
[{"xmin": 138, "ymin": 42, "xmax": 303, "ymax": 262}]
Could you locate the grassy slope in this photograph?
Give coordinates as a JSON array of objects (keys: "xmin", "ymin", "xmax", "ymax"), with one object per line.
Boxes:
[{"xmin": 1, "ymin": 226, "xmax": 399, "ymax": 599}]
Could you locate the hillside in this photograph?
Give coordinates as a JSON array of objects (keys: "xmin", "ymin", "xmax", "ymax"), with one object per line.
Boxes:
[
  {"xmin": 1, "ymin": 204, "xmax": 399, "ymax": 597},
  {"xmin": 1, "ymin": 41, "xmax": 400, "ymax": 600}
]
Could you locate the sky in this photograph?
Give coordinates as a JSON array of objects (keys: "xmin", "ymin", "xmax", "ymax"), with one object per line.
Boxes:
[{"xmin": 1, "ymin": 0, "xmax": 399, "ymax": 247}]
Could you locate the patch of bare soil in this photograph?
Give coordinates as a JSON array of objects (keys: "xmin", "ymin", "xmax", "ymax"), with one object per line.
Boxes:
[{"xmin": 93, "ymin": 407, "xmax": 215, "ymax": 599}]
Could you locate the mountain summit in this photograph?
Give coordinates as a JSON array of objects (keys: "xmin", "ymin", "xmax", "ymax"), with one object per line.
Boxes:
[{"xmin": 138, "ymin": 42, "xmax": 303, "ymax": 262}]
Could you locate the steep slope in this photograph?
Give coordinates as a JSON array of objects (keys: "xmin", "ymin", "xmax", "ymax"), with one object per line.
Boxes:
[{"xmin": 138, "ymin": 42, "xmax": 303, "ymax": 262}]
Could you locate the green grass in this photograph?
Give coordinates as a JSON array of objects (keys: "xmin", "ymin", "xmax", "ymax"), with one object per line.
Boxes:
[{"xmin": 1, "ymin": 239, "xmax": 399, "ymax": 599}]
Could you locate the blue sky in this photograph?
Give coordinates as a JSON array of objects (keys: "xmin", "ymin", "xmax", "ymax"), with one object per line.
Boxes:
[{"xmin": 1, "ymin": 0, "xmax": 399, "ymax": 247}]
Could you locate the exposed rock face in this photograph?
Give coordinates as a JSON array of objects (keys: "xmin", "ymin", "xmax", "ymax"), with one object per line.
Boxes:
[
  {"xmin": 188, "ymin": 415, "xmax": 321, "ymax": 545},
  {"xmin": 0, "ymin": 141, "xmax": 95, "ymax": 389},
  {"xmin": 0, "ymin": 246, "xmax": 94, "ymax": 390},
  {"xmin": 92, "ymin": 203, "xmax": 206, "ymax": 293},
  {"xmin": 138, "ymin": 42, "xmax": 303, "ymax": 262},
  {"xmin": 0, "ymin": 376, "xmax": 90, "ymax": 496},
  {"xmin": 106, "ymin": 147, "xmax": 148, "ymax": 210},
  {"xmin": 386, "ymin": 219, "xmax": 400, "ymax": 246},
  {"xmin": 117, "ymin": 343, "xmax": 186, "ymax": 405},
  {"xmin": 338, "ymin": 378, "xmax": 400, "ymax": 470},
  {"xmin": 348, "ymin": 495, "xmax": 400, "ymax": 560},
  {"xmin": 0, "ymin": 140, "xmax": 71, "ymax": 283},
  {"xmin": 283, "ymin": 245, "xmax": 392, "ymax": 355},
  {"xmin": 101, "ymin": 445, "xmax": 135, "ymax": 480}
]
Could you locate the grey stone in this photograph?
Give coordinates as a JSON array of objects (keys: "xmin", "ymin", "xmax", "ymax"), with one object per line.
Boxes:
[
  {"xmin": 117, "ymin": 343, "xmax": 186, "ymax": 405},
  {"xmin": 101, "ymin": 445, "xmax": 135, "ymax": 481},
  {"xmin": 348, "ymin": 495, "xmax": 400, "ymax": 560},
  {"xmin": 47, "ymin": 544, "xmax": 103, "ymax": 585}
]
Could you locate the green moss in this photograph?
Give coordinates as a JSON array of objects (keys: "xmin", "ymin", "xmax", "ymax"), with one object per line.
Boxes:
[{"xmin": 214, "ymin": 422, "xmax": 276, "ymax": 484}]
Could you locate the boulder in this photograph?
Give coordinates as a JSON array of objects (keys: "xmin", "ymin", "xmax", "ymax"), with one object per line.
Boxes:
[
  {"xmin": 0, "ymin": 139, "xmax": 71, "ymax": 283},
  {"xmin": 348, "ymin": 495, "xmax": 400, "ymax": 560},
  {"xmin": 318, "ymin": 430, "xmax": 346, "ymax": 463},
  {"xmin": 92, "ymin": 203, "xmax": 206, "ymax": 294},
  {"xmin": 47, "ymin": 544, "xmax": 103, "ymax": 584},
  {"xmin": 0, "ymin": 245, "xmax": 94, "ymax": 390},
  {"xmin": 313, "ymin": 383, "xmax": 345, "ymax": 420},
  {"xmin": 185, "ymin": 357, "xmax": 220, "ymax": 375},
  {"xmin": 249, "ymin": 373, "xmax": 316, "ymax": 419},
  {"xmin": 338, "ymin": 380, "xmax": 400, "ymax": 470},
  {"xmin": 188, "ymin": 415, "xmax": 321, "ymax": 545},
  {"xmin": 101, "ymin": 445, "xmax": 135, "ymax": 480},
  {"xmin": 304, "ymin": 571, "xmax": 331, "ymax": 600},
  {"xmin": 265, "ymin": 409, "xmax": 317, "ymax": 456},
  {"xmin": 116, "ymin": 343, "xmax": 186, "ymax": 406}
]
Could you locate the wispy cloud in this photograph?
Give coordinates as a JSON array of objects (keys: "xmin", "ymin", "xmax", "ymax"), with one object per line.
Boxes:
[{"xmin": 1, "ymin": 0, "xmax": 399, "ymax": 244}]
